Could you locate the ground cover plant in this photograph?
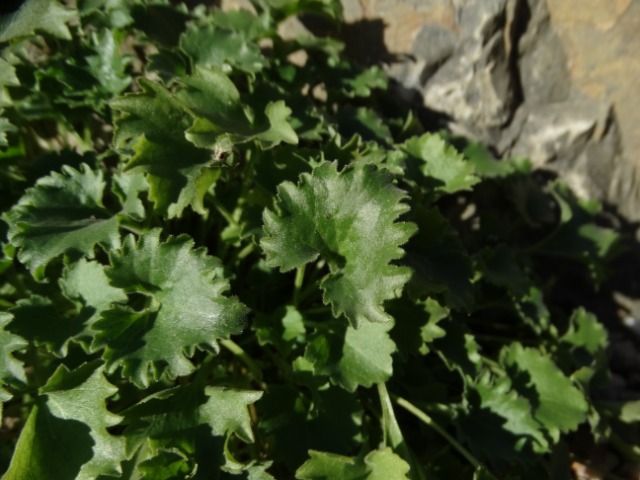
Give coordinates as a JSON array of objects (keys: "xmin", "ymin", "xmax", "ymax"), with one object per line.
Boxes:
[{"xmin": 0, "ymin": 0, "xmax": 639, "ymax": 478}]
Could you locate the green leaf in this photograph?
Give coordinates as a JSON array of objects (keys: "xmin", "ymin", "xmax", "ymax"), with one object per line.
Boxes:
[
  {"xmin": 616, "ymin": 400, "xmax": 640, "ymax": 424},
  {"xmin": 336, "ymin": 106, "xmax": 393, "ymax": 145},
  {"xmin": 261, "ymin": 162, "xmax": 416, "ymax": 326},
  {"xmin": 464, "ymin": 142, "xmax": 515, "ymax": 179},
  {"xmin": 112, "ymin": 168, "xmax": 148, "ymax": 220},
  {"xmin": 122, "ymin": 384, "xmax": 262, "ymax": 477},
  {"xmin": 60, "ymin": 258, "xmax": 127, "ymax": 340},
  {"xmin": 111, "ymin": 77, "xmax": 216, "ymax": 218},
  {"xmin": 433, "ymin": 319, "xmax": 481, "ymax": 381},
  {"xmin": 389, "ymin": 297, "xmax": 449, "ymax": 359},
  {"xmin": 180, "ymin": 23, "xmax": 267, "ymax": 74},
  {"xmin": 86, "ymin": 28, "xmax": 131, "ymax": 94},
  {"xmin": 560, "ymin": 308, "xmax": 607, "ymax": 356},
  {"xmin": 0, "ymin": 0, "xmax": 77, "ymax": 42},
  {"xmin": 257, "ymin": 0, "xmax": 343, "ymax": 20},
  {"xmin": 3, "ymin": 362, "xmax": 125, "ymax": 480},
  {"xmin": 0, "ymin": 112, "xmax": 16, "ymax": 147},
  {"xmin": 94, "ymin": 229, "xmax": 248, "ymax": 387},
  {"xmin": 0, "ymin": 57, "xmax": 19, "ymax": 96},
  {"xmin": 210, "ymin": 8, "xmax": 271, "ymax": 41},
  {"xmin": 531, "ymin": 182, "xmax": 620, "ymax": 282},
  {"xmin": 253, "ymin": 305, "xmax": 307, "ymax": 357},
  {"xmin": 0, "ymin": 313, "xmax": 27, "ymax": 399},
  {"xmin": 9, "ymin": 295, "xmax": 86, "ymax": 356},
  {"xmin": 341, "ymin": 66, "xmax": 387, "ymax": 98},
  {"xmin": 3, "ymin": 164, "xmax": 120, "ymax": 280},
  {"xmin": 500, "ymin": 343, "xmax": 589, "ymax": 441},
  {"xmin": 222, "ymin": 461, "xmax": 276, "ymax": 479},
  {"xmin": 176, "ymin": 67, "xmax": 298, "ymax": 149},
  {"xmin": 147, "ymin": 47, "xmax": 188, "ymax": 83},
  {"xmin": 296, "ymin": 448, "xmax": 410, "ymax": 480},
  {"xmin": 405, "ymin": 207, "xmax": 474, "ymax": 310},
  {"xmin": 458, "ymin": 371, "xmax": 548, "ymax": 466},
  {"xmin": 305, "ymin": 320, "xmax": 395, "ymax": 391},
  {"xmin": 403, "ymin": 134, "xmax": 479, "ymax": 195},
  {"xmin": 136, "ymin": 451, "xmax": 192, "ymax": 479},
  {"xmin": 478, "ymin": 245, "xmax": 530, "ymax": 298}
]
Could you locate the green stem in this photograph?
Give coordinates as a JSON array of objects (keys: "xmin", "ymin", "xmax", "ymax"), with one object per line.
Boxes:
[
  {"xmin": 237, "ymin": 242, "xmax": 255, "ymax": 260},
  {"xmin": 120, "ymin": 222, "xmax": 144, "ymax": 236},
  {"xmin": 377, "ymin": 383, "xmax": 427, "ymax": 480},
  {"xmin": 213, "ymin": 199, "xmax": 237, "ymax": 227},
  {"xmin": 220, "ymin": 339, "xmax": 264, "ymax": 383},
  {"xmin": 480, "ymin": 355, "xmax": 504, "ymax": 374},
  {"xmin": 393, "ymin": 395, "xmax": 482, "ymax": 470},
  {"xmin": 293, "ymin": 265, "xmax": 306, "ymax": 306},
  {"xmin": 610, "ymin": 431, "xmax": 640, "ymax": 463}
]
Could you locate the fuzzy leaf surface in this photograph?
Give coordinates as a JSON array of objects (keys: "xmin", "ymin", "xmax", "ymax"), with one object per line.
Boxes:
[
  {"xmin": 180, "ymin": 23, "xmax": 267, "ymax": 74},
  {"xmin": 94, "ymin": 230, "xmax": 248, "ymax": 386},
  {"xmin": 60, "ymin": 258, "xmax": 128, "ymax": 340},
  {"xmin": 261, "ymin": 162, "xmax": 416, "ymax": 326},
  {"xmin": 176, "ymin": 67, "xmax": 298, "ymax": 149},
  {"xmin": 2, "ymin": 164, "xmax": 120, "ymax": 280},
  {"xmin": 111, "ymin": 78, "xmax": 215, "ymax": 217},
  {"xmin": 3, "ymin": 362, "xmax": 125, "ymax": 480},
  {"xmin": 86, "ymin": 28, "xmax": 131, "ymax": 94},
  {"xmin": 0, "ymin": 0, "xmax": 77, "ymax": 42}
]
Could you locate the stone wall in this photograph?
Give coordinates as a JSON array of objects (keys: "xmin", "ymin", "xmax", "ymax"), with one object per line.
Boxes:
[{"xmin": 341, "ymin": 0, "xmax": 640, "ymax": 220}]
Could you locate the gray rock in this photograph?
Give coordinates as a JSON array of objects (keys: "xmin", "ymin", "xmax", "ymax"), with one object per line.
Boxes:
[
  {"xmin": 501, "ymin": 98, "xmax": 619, "ymax": 198},
  {"xmin": 517, "ymin": 0, "xmax": 571, "ymax": 104},
  {"xmin": 411, "ymin": 24, "xmax": 457, "ymax": 80},
  {"xmin": 422, "ymin": 0, "xmax": 517, "ymax": 135}
]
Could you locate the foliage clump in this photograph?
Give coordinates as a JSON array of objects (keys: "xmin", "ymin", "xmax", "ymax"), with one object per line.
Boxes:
[{"xmin": 0, "ymin": 1, "xmax": 634, "ymax": 479}]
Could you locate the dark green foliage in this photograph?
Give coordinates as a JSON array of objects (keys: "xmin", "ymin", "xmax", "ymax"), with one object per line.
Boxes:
[{"xmin": 0, "ymin": 1, "xmax": 632, "ymax": 479}]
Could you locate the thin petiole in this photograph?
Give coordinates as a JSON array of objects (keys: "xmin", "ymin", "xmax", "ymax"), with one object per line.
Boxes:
[
  {"xmin": 220, "ymin": 339, "xmax": 264, "ymax": 385},
  {"xmin": 393, "ymin": 394, "xmax": 483, "ymax": 471},
  {"xmin": 293, "ymin": 265, "xmax": 306, "ymax": 306}
]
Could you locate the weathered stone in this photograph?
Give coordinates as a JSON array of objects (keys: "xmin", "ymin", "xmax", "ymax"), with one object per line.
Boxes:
[
  {"xmin": 517, "ymin": 0, "xmax": 571, "ymax": 104},
  {"xmin": 500, "ymin": 97, "xmax": 621, "ymax": 199},
  {"xmin": 544, "ymin": 0, "xmax": 640, "ymax": 219},
  {"xmin": 422, "ymin": 0, "xmax": 518, "ymax": 136},
  {"xmin": 411, "ymin": 24, "xmax": 457, "ymax": 80}
]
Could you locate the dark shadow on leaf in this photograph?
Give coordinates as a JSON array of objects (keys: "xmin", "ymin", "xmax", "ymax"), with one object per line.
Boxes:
[
  {"xmin": 457, "ymin": 389, "xmax": 538, "ymax": 473},
  {"xmin": 131, "ymin": 4, "xmax": 190, "ymax": 47},
  {"xmin": 505, "ymin": 366, "xmax": 540, "ymax": 412},
  {"xmin": 21, "ymin": 403, "xmax": 94, "ymax": 480},
  {"xmin": 257, "ymin": 384, "xmax": 361, "ymax": 472}
]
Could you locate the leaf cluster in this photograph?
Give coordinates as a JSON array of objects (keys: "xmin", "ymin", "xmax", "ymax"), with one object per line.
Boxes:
[{"xmin": 0, "ymin": 1, "xmax": 634, "ymax": 479}]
